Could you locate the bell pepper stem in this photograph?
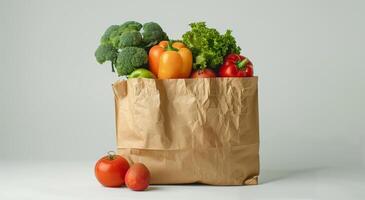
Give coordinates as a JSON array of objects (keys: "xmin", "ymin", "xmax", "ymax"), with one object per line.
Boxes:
[
  {"xmin": 236, "ymin": 58, "xmax": 249, "ymax": 69},
  {"xmin": 165, "ymin": 41, "xmax": 178, "ymax": 51}
]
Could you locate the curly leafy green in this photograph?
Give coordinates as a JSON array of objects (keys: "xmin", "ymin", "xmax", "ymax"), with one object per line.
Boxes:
[{"xmin": 182, "ymin": 22, "xmax": 241, "ymax": 69}]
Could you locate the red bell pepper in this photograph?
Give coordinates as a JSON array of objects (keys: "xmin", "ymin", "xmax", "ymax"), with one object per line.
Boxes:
[{"xmin": 219, "ymin": 54, "xmax": 254, "ymax": 77}]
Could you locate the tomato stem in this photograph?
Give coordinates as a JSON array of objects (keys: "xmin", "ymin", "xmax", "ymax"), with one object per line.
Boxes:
[{"xmin": 107, "ymin": 151, "xmax": 116, "ymax": 160}]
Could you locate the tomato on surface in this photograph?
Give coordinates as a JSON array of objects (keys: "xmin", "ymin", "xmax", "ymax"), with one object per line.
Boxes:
[
  {"xmin": 94, "ymin": 151, "xmax": 130, "ymax": 187},
  {"xmin": 125, "ymin": 163, "xmax": 151, "ymax": 191}
]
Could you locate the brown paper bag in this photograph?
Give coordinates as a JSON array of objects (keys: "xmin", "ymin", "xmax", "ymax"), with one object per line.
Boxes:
[{"xmin": 112, "ymin": 77, "xmax": 260, "ymax": 185}]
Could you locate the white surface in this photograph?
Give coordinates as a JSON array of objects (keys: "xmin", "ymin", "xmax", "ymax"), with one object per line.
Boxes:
[{"xmin": 0, "ymin": 161, "xmax": 364, "ymax": 200}]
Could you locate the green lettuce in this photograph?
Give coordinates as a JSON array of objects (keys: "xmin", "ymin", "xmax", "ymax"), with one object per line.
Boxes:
[{"xmin": 182, "ymin": 22, "xmax": 241, "ymax": 69}]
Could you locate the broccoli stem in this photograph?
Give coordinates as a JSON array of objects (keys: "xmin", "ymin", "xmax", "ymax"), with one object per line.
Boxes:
[{"xmin": 111, "ymin": 61, "xmax": 115, "ymax": 72}]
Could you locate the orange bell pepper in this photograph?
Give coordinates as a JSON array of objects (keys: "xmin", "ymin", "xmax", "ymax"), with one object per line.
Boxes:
[{"xmin": 148, "ymin": 41, "xmax": 192, "ymax": 79}]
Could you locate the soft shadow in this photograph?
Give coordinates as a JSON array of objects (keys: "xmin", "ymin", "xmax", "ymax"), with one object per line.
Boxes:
[
  {"xmin": 146, "ymin": 186, "xmax": 162, "ymax": 191},
  {"xmin": 260, "ymin": 167, "xmax": 325, "ymax": 184},
  {"xmin": 147, "ymin": 168, "xmax": 327, "ymax": 187}
]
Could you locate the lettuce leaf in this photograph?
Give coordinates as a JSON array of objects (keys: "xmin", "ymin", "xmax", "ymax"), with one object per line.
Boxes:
[{"xmin": 182, "ymin": 22, "xmax": 240, "ymax": 69}]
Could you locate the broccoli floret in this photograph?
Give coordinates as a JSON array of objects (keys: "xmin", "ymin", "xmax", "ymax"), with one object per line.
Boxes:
[
  {"xmin": 100, "ymin": 25, "xmax": 120, "ymax": 45},
  {"xmin": 142, "ymin": 22, "xmax": 169, "ymax": 48},
  {"xmin": 101, "ymin": 21, "xmax": 142, "ymax": 47},
  {"xmin": 95, "ymin": 43, "xmax": 117, "ymax": 64},
  {"xmin": 143, "ymin": 22, "xmax": 163, "ymax": 32},
  {"xmin": 95, "ymin": 43, "xmax": 117, "ymax": 72},
  {"xmin": 100, "ymin": 21, "xmax": 167, "ymax": 49},
  {"xmin": 117, "ymin": 31, "xmax": 142, "ymax": 48},
  {"xmin": 110, "ymin": 22, "xmax": 142, "ymax": 47},
  {"xmin": 119, "ymin": 21, "xmax": 142, "ymax": 32},
  {"xmin": 115, "ymin": 47, "xmax": 147, "ymax": 76}
]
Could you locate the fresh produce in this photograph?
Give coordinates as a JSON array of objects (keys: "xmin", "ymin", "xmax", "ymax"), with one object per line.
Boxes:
[
  {"xmin": 219, "ymin": 54, "xmax": 254, "ymax": 77},
  {"xmin": 182, "ymin": 22, "xmax": 240, "ymax": 70},
  {"xmin": 191, "ymin": 69, "xmax": 216, "ymax": 78},
  {"xmin": 148, "ymin": 41, "xmax": 167, "ymax": 76},
  {"xmin": 142, "ymin": 22, "xmax": 169, "ymax": 48},
  {"xmin": 94, "ymin": 43, "xmax": 117, "ymax": 66},
  {"xmin": 101, "ymin": 22, "xmax": 142, "ymax": 47},
  {"xmin": 95, "ymin": 21, "xmax": 256, "ymax": 79},
  {"xmin": 95, "ymin": 21, "xmax": 168, "ymax": 76},
  {"xmin": 125, "ymin": 163, "xmax": 151, "ymax": 191},
  {"xmin": 149, "ymin": 41, "xmax": 192, "ymax": 79},
  {"xmin": 118, "ymin": 31, "xmax": 143, "ymax": 48},
  {"xmin": 115, "ymin": 47, "xmax": 148, "ymax": 76},
  {"xmin": 128, "ymin": 68, "xmax": 156, "ymax": 79},
  {"xmin": 94, "ymin": 151, "xmax": 130, "ymax": 187}
]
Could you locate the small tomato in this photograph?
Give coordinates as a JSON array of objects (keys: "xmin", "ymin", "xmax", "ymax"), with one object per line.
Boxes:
[
  {"xmin": 190, "ymin": 69, "xmax": 216, "ymax": 78},
  {"xmin": 125, "ymin": 163, "xmax": 151, "ymax": 191}
]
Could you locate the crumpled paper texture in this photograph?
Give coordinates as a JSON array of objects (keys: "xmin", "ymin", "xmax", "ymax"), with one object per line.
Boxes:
[{"xmin": 112, "ymin": 77, "xmax": 259, "ymax": 185}]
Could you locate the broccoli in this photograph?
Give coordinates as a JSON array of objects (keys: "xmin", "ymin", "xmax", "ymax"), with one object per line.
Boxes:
[
  {"xmin": 95, "ymin": 21, "xmax": 169, "ymax": 75},
  {"xmin": 100, "ymin": 21, "xmax": 142, "ymax": 46},
  {"xmin": 110, "ymin": 21, "xmax": 142, "ymax": 46},
  {"xmin": 100, "ymin": 25, "xmax": 121, "ymax": 45},
  {"xmin": 117, "ymin": 31, "xmax": 143, "ymax": 48},
  {"xmin": 115, "ymin": 47, "xmax": 147, "ymax": 76},
  {"xmin": 142, "ymin": 22, "xmax": 169, "ymax": 48},
  {"xmin": 119, "ymin": 21, "xmax": 142, "ymax": 32},
  {"xmin": 94, "ymin": 43, "xmax": 117, "ymax": 72}
]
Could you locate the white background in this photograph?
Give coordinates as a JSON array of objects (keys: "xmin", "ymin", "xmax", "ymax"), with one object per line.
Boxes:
[{"xmin": 1, "ymin": 0, "xmax": 364, "ymax": 199}]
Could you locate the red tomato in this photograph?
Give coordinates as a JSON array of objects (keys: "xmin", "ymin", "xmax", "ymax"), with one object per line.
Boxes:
[
  {"xmin": 190, "ymin": 69, "xmax": 216, "ymax": 78},
  {"xmin": 95, "ymin": 151, "xmax": 130, "ymax": 187},
  {"xmin": 125, "ymin": 163, "xmax": 151, "ymax": 191}
]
